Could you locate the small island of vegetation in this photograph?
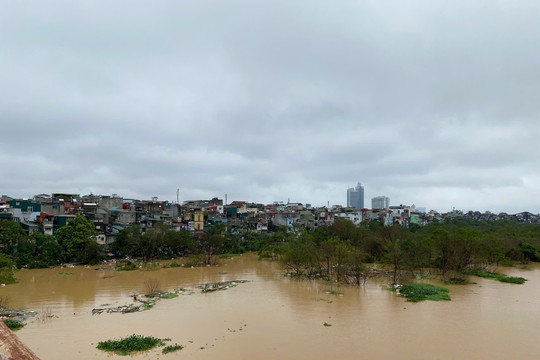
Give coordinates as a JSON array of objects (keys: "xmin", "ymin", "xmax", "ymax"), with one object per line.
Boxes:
[
  {"xmin": 96, "ymin": 334, "xmax": 182, "ymax": 356},
  {"xmin": 393, "ymin": 283, "xmax": 451, "ymax": 302}
]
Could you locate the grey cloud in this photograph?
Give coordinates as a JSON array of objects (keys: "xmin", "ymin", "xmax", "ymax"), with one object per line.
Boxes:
[{"xmin": 1, "ymin": 1, "xmax": 540, "ymax": 213}]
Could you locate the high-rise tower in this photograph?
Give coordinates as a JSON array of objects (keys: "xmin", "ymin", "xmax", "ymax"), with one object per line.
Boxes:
[
  {"xmin": 346, "ymin": 182, "xmax": 364, "ymax": 209},
  {"xmin": 371, "ymin": 196, "xmax": 390, "ymax": 210}
]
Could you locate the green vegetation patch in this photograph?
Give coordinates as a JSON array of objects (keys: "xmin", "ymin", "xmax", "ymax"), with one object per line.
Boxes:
[
  {"xmin": 3, "ymin": 319, "xmax": 24, "ymax": 331},
  {"xmin": 323, "ymin": 322, "xmax": 332, "ymax": 327},
  {"xmin": 160, "ymin": 294, "xmax": 179, "ymax": 299},
  {"xmin": 0, "ymin": 272, "xmax": 16, "ymax": 285},
  {"xmin": 162, "ymin": 344, "xmax": 184, "ymax": 354},
  {"xmin": 397, "ymin": 283, "xmax": 451, "ymax": 302},
  {"xmin": 117, "ymin": 262, "xmax": 138, "ymax": 271},
  {"xmin": 444, "ymin": 277, "xmax": 474, "ymax": 285},
  {"xmin": 96, "ymin": 334, "xmax": 166, "ymax": 355},
  {"xmin": 57, "ymin": 272, "xmax": 72, "ymax": 275},
  {"xmin": 464, "ymin": 269, "xmax": 527, "ymax": 284},
  {"xmin": 142, "ymin": 302, "xmax": 155, "ymax": 310},
  {"xmin": 0, "ymin": 254, "xmax": 16, "ymax": 285}
]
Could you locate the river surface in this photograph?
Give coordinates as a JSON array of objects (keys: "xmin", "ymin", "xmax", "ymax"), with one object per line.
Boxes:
[{"xmin": 2, "ymin": 254, "xmax": 540, "ymax": 359}]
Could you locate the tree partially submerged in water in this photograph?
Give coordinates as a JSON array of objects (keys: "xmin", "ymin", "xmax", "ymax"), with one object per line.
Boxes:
[{"xmin": 275, "ymin": 218, "xmax": 540, "ymax": 284}]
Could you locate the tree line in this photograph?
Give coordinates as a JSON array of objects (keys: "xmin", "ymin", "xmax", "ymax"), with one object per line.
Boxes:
[
  {"xmin": 1, "ymin": 215, "xmax": 539, "ymax": 284},
  {"xmin": 265, "ymin": 218, "xmax": 540, "ymax": 284}
]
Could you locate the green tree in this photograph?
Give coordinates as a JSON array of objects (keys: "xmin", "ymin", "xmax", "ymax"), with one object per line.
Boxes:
[
  {"xmin": 111, "ymin": 225, "xmax": 142, "ymax": 258},
  {"xmin": 55, "ymin": 215, "xmax": 101, "ymax": 263},
  {"xmin": 345, "ymin": 251, "xmax": 367, "ymax": 286},
  {"xmin": 199, "ymin": 224, "xmax": 226, "ymax": 265},
  {"xmin": 520, "ymin": 242, "xmax": 540, "ymax": 262},
  {"xmin": 0, "ymin": 253, "xmax": 16, "ymax": 284},
  {"xmin": 0, "ymin": 221, "xmax": 27, "ymax": 255},
  {"xmin": 31, "ymin": 233, "xmax": 64, "ymax": 266},
  {"xmin": 280, "ymin": 232, "xmax": 318, "ymax": 276},
  {"xmin": 164, "ymin": 229, "xmax": 195, "ymax": 257},
  {"xmin": 380, "ymin": 224, "xmax": 407, "ymax": 283},
  {"xmin": 334, "ymin": 240, "xmax": 354, "ymax": 282}
]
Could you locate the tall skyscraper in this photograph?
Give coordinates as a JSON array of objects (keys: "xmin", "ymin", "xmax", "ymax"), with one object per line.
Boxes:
[
  {"xmin": 372, "ymin": 196, "xmax": 390, "ymax": 210},
  {"xmin": 346, "ymin": 182, "xmax": 364, "ymax": 209}
]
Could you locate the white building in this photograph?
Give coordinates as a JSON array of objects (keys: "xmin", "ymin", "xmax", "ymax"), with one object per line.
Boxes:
[{"xmin": 372, "ymin": 196, "xmax": 390, "ymax": 210}]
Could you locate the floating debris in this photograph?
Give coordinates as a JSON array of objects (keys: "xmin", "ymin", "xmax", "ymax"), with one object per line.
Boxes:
[
  {"xmin": 199, "ymin": 280, "xmax": 249, "ymax": 293},
  {"xmin": 92, "ymin": 288, "xmax": 188, "ymax": 315},
  {"xmin": 0, "ymin": 308, "xmax": 37, "ymax": 323}
]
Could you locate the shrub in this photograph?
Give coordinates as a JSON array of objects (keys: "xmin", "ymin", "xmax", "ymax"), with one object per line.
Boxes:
[{"xmin": 117, "ymin": 261, "xmax": 138, "ymax": 271}]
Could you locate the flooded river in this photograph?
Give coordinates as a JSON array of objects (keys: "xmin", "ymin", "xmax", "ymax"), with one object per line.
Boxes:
[{"xmin": 2, "ymin": 254, "xmax": 540, "ymax": 359}]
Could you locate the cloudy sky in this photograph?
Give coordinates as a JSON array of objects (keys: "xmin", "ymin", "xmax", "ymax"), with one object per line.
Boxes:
[{"xmin": 1, "ymin": 1, "xmax": 540, "ymax": 213}]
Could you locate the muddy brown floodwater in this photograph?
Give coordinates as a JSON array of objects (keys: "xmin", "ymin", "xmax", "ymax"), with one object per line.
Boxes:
[{"xmin": 2, "ymin": 253, "xmax": 540, "ymax": 359}]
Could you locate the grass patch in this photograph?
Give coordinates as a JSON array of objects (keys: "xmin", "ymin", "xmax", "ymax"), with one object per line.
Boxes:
[
  {"xmin": 325, "ymin": 290, "xmax": 343, "ymax": 296},
  {"xmin": 96, "ymin": 334, "xmax": 166, "ymax": 355},
  {"xmin": 464, "ymin": 269, "xmax": 527, "ymax": 284},
  {"xmin": 323, "ymin": 322, "xmax": 332, "ymax": 327},
  {"xmin": 162, "ymin": 344, "xmax": 183, "ymax": 354},
  {"xmin": 396, "ymin": 283, "xmax": 451, "ymax": 302},
  {"xmin": 57, "ymin": 272, "xmax": 72, "ymax": 275},
  {"xmin": 142, "ymin": 302, "xmax": 155, "ymax": 310},
  {"xmin": 3, "ymin": 319, "xmax": 24, "ymax": 331},
  {"xmin": 160, "ymin": 294, "xmax": 179, "ymax": 299}
]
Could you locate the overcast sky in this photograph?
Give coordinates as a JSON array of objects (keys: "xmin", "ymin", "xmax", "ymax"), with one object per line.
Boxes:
[{"xmin": 1, "ymin": 1, "xmax": 540, "ymax": 213}]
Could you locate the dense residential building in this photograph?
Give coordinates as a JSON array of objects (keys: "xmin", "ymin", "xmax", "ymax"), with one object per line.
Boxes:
[
  {"xmin": 372, "ymin": 196, "xmax": 390, "ymax": 210},
  {"xmin": 346, "ymin": 182, "xmax": 364, "ymax": 209},
  {"xmin": 3, "ymin": 189, "xmax": 540, "ymax": 249}
]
